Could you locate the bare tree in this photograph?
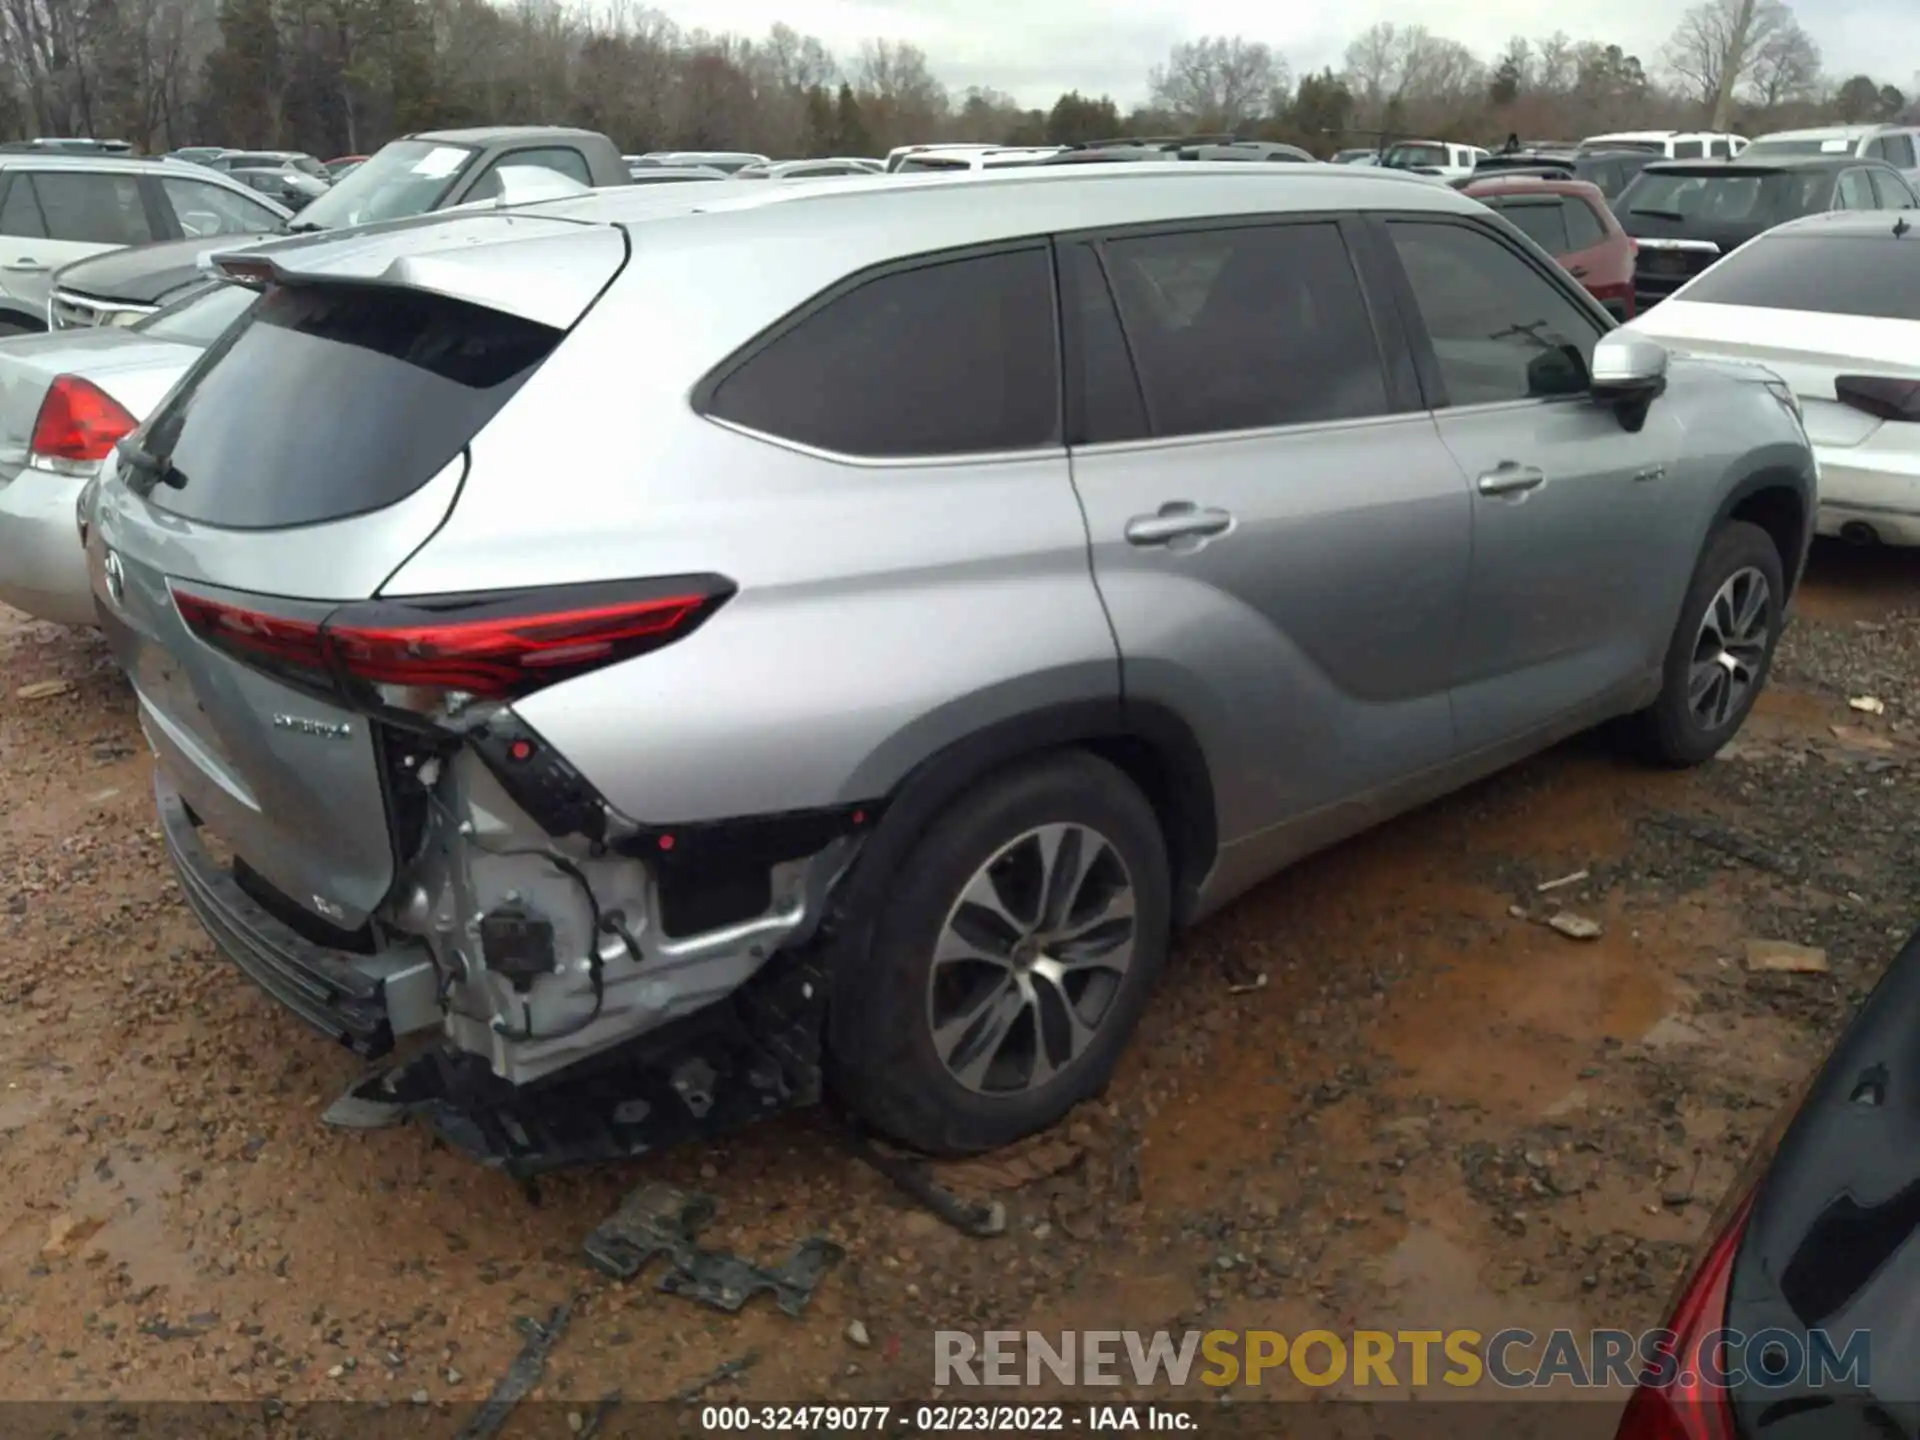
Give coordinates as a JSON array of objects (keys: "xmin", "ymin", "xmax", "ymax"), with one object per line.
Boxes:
[
  {"xmin": 1745, "ymin": 20, "xmax": 1820, "ymax": 107},
  {"xmin": 1663, "ymin": 0, "xmax": 1797, "ymax": 126},
  {"xmin": 852, "ymin": 38, "xmax": 946, "ymax": 149},
  {"xmin": 1148, "ymin": 35, "xmax": 1285, "ymax": 131}
]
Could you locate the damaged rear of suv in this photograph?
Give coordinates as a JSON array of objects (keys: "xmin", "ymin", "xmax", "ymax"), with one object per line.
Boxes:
[{"xmin": 85, "ymin": 187, "xmax": 1146, "ymax": 1173}]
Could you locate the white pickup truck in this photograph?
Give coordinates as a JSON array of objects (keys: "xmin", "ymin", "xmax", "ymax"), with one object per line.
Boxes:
[{"xmin": 1379, "ymin": 139, "xmax": 1490, "ymax": 182}]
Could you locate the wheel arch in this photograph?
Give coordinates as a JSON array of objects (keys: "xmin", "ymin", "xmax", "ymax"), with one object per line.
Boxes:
[
  {"xmin": 1712, "ymin": 459, "xmax": 1814, "ymax": 601},
  {"xmin": 827, "ymin": 698, "xmax": 1219, "ymax": 944}
]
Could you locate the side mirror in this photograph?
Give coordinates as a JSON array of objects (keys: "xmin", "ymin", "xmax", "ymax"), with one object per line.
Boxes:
[{"xmin": 1590, "ymin": 331, "xmax": 1668, "ymax": 431}]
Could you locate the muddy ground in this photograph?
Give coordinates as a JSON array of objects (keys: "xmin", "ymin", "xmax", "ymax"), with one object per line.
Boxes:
[{"xmin": 4, "ymin": 543, "xmax": 1920, "ymax": 1423}]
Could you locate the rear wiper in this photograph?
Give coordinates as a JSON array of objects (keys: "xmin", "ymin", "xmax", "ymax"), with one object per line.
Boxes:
[
  {"xmin": 286, "ymin": 220, "xmax": 323, "ymax": 233},
  {"xmin": 115, "ymin": 437, "xmax": 187, "ymax": 493},
  {"xmin": 1629, "ymin": 207, "xmax": 1687, "ymax": 220}
]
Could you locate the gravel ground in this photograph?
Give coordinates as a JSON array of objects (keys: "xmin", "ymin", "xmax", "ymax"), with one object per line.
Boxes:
[{"xmin": 3, "ymin": 540, "xmax": 1918, "ymax": 1419}]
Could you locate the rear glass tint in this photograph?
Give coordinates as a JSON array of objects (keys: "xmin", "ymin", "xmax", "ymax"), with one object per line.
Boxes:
[
  {"xmin": 1677, "ymin": 234, "xmax": 1920, "ymax": 320},
  {"xmin": 136, "ymin": 282, "xmax": 559, "ymax": 529},
  {"xmin": 1619, "ymin": 169, "xmax": 1830, "ymax": 225},
  {"xmin": 1489, "ymin": 198, "xmax": 1571, "ymax": 254}
]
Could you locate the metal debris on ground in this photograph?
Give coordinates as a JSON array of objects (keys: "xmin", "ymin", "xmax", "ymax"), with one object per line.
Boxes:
[
  {"xmin": 1536, "ymin": 869, "xmax": 1589, "ymax": 893},
  {"xmin": 582, "ymin": 1182, "xmax": 842, "ymax": 1316},
  {"xmin": 1743, "ymin": 939, "xmax": 1831, "ymax": 974},
  {"xmin": 843, "ymin": 1121, "xmax": 1008, "ymax": 1238},
  {"xmin": 674, "ymin": 1352, "xmax": 760, "ymax": 1403},
  {"xmin": 453, "ymin": 1298, "xmax": 577, "ymax": 1440},
  {"xmin": 1547, "ymin": 913, "xmax": 1603, "ymax": 941}
]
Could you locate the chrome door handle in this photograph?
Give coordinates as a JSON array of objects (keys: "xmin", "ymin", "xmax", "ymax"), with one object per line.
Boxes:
[
  {"xmin": 1476, "ymin": 464, "xmax": 1546, "ymax": 497},
  {"xmin": 1125, "ymin": 503, "xmax": 1234, "ymax": 546},
  {"xmin": 2, "ymin": 259, "xmax": 47, "ymax": 272}
]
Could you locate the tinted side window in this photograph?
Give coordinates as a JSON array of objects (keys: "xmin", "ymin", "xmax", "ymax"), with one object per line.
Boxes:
[
  {"xmin": 1869, "ymin": 169, "xmax": 1916, "ymax": 208},
  {"xmin": 1059, "ymin": 241, "xmax": 1148, "ymax": 444},
  {"xmin": 1710, "ymin": 139, "xmax": 1732, "ymax": 158},
  {"xmin": 705, "ymin": 247, "xmax": 1059, "ymax": 457},
  {"xmin": 1672, "ymin": 140, "xmax": 1704, "ymax": 159},
  {"xmin": 1387, "ymin": 221, "xmax": 1602, "ymax": 407},
  {"xmin": 1099, "ymin": 221, "xmax": 1389, "ymax": 437},
  {"xmin": 1564, "ymin": 197, "xmax": 1607, "ymax": 249},
  {"xmin": 1490, "ymin": 199, "xmax": 1570, "ymax": 254},
  {"xmin": 1837, "ymin": 169, "xmax": 1877, "ymax": 209},
  {"xmin": 0, "ymin": 175, "xmax": 46, "ymax": 237},
  {"xmin": 1883, "ymin": 133, "xmax": 1918, "ymax": 169},
  {"xmin": 29, "ymin": 172, "xmax": 154, "ymax": 244}
]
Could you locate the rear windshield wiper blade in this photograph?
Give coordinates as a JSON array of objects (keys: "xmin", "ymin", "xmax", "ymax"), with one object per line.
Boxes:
[
  {"xmin": 1629, "ymin": 207, "xmax": 1687, "ymax": 220},
  {"xmin": 115, "ymin": 437, "xmax": 187, "ymax": 492},
  {"xmin": 285, "ymin": 220, "xmax": 323, "ymax": 233}
]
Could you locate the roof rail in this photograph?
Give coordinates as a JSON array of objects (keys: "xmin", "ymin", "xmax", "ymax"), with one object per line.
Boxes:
[{"xmin": 1072, "ymin": 133, "xmax": 1239, "ymax": 151}]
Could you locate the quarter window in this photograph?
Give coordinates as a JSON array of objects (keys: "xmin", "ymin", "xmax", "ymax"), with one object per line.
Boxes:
[
  {"xmin": 0, "ymin": 176, "xmax": 46, "ymax": 237},
  {"xmin": 1836, "ymin": 169, "xmax": 1878, "ymax": 209},
  {"xmin": 1563, "ymin": 197, "xmax": 1608, "ymax": 249},
  {"xmin": 1488, "ymin": 198, "xmax": 1571, "ymax": 255},
  {"xmin": 1671, "ymin": 140, "xmax": 1704, "ymax": 159},
  {"xmin": 472, "ymin": 146, "xmax": 592, "ymax": 198},
  {"xmin": 1869, "ymin": 168, "xmax": 1917, "ymax": 208},
  {"xmin": 1386, "ymin": 220, "xmax": 1602, "ymax": 407},
  {"xmin": 160, "ymin": 177, "xmax": 284, "ymax": 237},
  {"xmin": 24, "ymin": 172, "xmax": 154, "ymax": 245},
  {"xmin": 1870, "ymin": 133, "xmax": 1917, "ymax": 168},
  {"xmin": 704, "ymin": 246, "xmax": 1059, "ymax": 457},
  {"xmin": 1097, "ymin": 221, "xmax": 1391, "ymax": 437}
]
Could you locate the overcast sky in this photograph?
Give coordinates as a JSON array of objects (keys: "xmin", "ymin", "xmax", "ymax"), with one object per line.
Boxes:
[{"xmin": 653, "ymin": 0, "xmax": 1915, "ymax": 109}]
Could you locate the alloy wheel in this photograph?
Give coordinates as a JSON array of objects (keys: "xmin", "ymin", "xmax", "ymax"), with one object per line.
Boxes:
[
  {"xmin": 926, "ymin": 823, "xmax": 1137, "ymax": 1095},
  {"xmin": 1689, "ymin": 565, "xmax": 1772, "ymax": 730}
]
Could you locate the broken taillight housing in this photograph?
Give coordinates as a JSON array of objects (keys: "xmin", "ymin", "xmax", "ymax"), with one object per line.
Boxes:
[
  {"xmin": 171, "ymin": 576, "xmax": 735, "ymax": 722},
  {"xmin": 29, "ymin": 375, "xmax": 138, "ymax": 474}
]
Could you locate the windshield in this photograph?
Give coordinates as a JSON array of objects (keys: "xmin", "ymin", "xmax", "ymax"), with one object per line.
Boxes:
[
  {"xmin": 133, "ymin": 282, "xmax": 259, "ymax": 346},
  {"xmin": 1583, "ymin": 138, "xmax": 1664, "ymax": 155},
  {"xmin": 1618, "ymin": 169, "xmax": 1829, "ymax": 225},
  {"xmin": 291, "ymin": 139, "xmax": 477, "ymax": 229},
  {"xmin": 1384, "ymin": 143, "xmax": 1449, "ymax": 168},
  {"xmin": 897, "ymin": 154, "xmax": 973, "ymax": 171}
]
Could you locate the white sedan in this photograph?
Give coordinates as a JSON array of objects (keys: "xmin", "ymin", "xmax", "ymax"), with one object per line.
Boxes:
[{"xmin": 1624, "ymin": 210, "xmax": 1920, "ymax": 545}]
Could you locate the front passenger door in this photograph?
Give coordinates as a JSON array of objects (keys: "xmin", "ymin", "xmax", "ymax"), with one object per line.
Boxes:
[
  {"xmin": 1377, "ymin": 216, "xmax": 1689, "ymax": 755},
  {"xmin": 0, "ymin": 169, "xmax": 155, "ymax": 318}
]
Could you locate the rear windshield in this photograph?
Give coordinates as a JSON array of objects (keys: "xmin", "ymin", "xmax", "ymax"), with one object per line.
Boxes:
[
  {"xmin": 1676, "ymin": 234, "xmax": 1920, "ymax": 320},
  {"xmin": 1582, "ymin": 139, "xmax": 1663, "ymax": 154},
  {"xmin": 1487, "ymin": 198, "xmax": 1572, "ymax": 254},
  {"xmin": 1618, "ymin": 169, "xmax": 1829, "ymax": 225},
  {"xmin": 291, "ymin": 140, "xmax": 477, "ymax": 229},
  {"xmin": 896, "ymin": 154, "xmax": 972, "ymax": 171},
  {"xmin": 1385, "ymin": 143, "xmax": 1449, "ymax": 168},
  {"xmin": 135, "ymin": 283, "xmax": 559, "ymax": 529}
]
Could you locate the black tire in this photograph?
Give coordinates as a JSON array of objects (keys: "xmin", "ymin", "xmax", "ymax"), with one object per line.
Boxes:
[
  {"xmin": 1630, "ymin": 519, "xmax": 1786, "ymax": 766},
  {"xmin": 826, "ymin": 750, "xmax": 1171, "ymax": 1156}
]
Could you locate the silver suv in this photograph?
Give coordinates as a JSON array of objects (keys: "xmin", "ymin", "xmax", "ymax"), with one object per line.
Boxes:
[{"xmin": 84, "ymin": 165, "xmax": 1816, "ymax": 1165}]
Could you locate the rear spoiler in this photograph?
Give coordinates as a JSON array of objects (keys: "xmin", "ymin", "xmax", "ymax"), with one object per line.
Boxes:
[{"xmin": 206, "ymin": 212, "xmax": 628, "ymax": 330}]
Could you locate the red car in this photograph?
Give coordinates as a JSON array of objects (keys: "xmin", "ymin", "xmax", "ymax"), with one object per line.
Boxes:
[{"xmin": 1462, "ymin": 174, "xmax": 1637, "ymax": 320}]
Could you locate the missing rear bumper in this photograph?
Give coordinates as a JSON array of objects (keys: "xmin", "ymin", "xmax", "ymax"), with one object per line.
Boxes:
[{"xmin": 325, "ymin": 948, "xmax": 828, "ymax": 1176}]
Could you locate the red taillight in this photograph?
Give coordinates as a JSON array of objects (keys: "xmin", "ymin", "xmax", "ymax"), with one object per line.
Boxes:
[
  {"xmin": 29, "ymin": 376, "xmax": 137, "ymax": 468},
  {"xmin": 172, "ymin": 576, "xmax": 734, "ymax": 715},
  {"xmin": 1614, "ymin": 1192, "xmax": 1753, "ymax": 1440}
]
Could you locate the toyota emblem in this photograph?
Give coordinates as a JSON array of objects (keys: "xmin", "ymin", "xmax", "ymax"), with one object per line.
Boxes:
[{"xmin": 102, "ymin": 548, "xmax": 125, "ymax": 604}]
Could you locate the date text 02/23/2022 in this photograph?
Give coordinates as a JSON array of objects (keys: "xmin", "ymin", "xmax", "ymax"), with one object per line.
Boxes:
[{"xmin": 699, "ymin": 1403, "xmax": 1197, "ymax": 1431}]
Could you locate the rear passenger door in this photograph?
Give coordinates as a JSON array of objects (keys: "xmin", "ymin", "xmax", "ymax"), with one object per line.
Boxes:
[
  {"xmin": 1062, "ymin": 217, "xmax": 1472, "ymax": 851},
  {"xmin": 0, "ymin": 167, "xmax": 157, "ymax": 318},
  {"xmin": 1371, "ymin": 215, "xmax": 1687, "ymax": 755}
]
